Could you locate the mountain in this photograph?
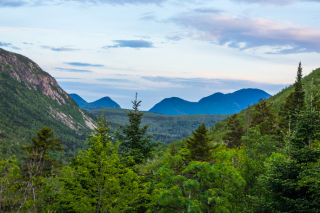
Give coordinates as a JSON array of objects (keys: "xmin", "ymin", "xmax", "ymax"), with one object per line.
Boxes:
[
  {"xmin": 0, "ymin": 48, "xmax": 94, "ymax": 161},
  {"xmin": 149, "ymin": 88, "xmax": 271, "ymax": 115},
  {"xmin": 87, "ymin": 108, "xmax": 229, "ymax": 144},
  {"xmin": 149, "ymin": 66, "xmax": 320, "ymax": 163},
  {"xmin": 70, "ymin": 94, "xmax": 121, "ymax": 110},
  {"xmin": 69, "ymin": 93, "xmax": 88, "ymax": 106},
  {"xmin": 88, "ymin": 97, "xmax": 121, "ymax": 108}
]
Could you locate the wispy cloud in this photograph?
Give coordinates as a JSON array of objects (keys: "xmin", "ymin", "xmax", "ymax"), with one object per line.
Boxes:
[
  {"xmin": 96, "ymin": 78, "xmax": 133, "ymax": 83},
  {"xmin": 22, "ymin": 42, "xmax": 33, "ymax": 45},
  {"xmin": 64, "ymin": 62, "xmax": 104, "ymax": 67},
  {"xmin": 231, "ymin": 0, "xmax": 320, "ymax": 6},
  {"xmin": 0, "ymin": 0, "xmax": 26, "ymax": 7},
  {"xmin": 193, "ymin": 7, "xmax": 224, "ymax": 14},
  {"xmin": 171, "ymin": 13, "xmax": 320, "ymax": 54},
  {"xmin": 0, "ymin": 41, "xmax": 21, "ymax": 50},
  {"xmin": 103, "ymin": 40, "xmax": 154, "ymax": 49},
  {"xmin": 55, "ymin": 67, "xmax": 92, "ymax": 73},
  {"xmin": 40, "ymin": 45, "xmax": 80, "ymax": 52}
]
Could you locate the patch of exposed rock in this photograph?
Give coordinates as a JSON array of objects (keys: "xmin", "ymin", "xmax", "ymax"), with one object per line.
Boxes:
[{"xmin": 0, "ymin": 48, "xmax": 68, "ymax": 104}]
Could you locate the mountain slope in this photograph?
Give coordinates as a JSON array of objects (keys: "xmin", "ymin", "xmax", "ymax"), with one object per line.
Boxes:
[
  {"xmin": 69, "ymin": 93, "xmax": 88, "ymax": 106},
  {"xmin": 149, "ymin": 88, "xmax": 271, "ymax": 115},
  {"xmin": 0, "ymin": 48, "xmax": 94, "ymax": 161},
  {"xmin": 70, "ymin": 94, "xmax": 121, "ymax": 110},
  {"xmin": 87, "ymin": 108, "xmax": 229, "ymax": 144}
]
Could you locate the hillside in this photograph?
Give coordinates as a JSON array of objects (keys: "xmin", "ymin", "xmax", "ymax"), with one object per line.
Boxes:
[
  {"xmin": 0, "ymin": 48, "xmax": 94, "ymax": 161},
  {"xmin": 150, "ymin": 67, "xmax": 320, "ymax": 159},
  {"xmin": 87, "ymin": 107, "xmax": 229, "ymax": 144},
  {"xmin": 70, "ymin": 94, "xmax": 121, "ymax": 110},
  {"xmin": 149, "ymin": 88, "xmax": 271, "ymax": 115}
]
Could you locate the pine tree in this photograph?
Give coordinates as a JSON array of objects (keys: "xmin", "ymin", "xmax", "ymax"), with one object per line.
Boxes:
[
  {"xmin": 21, "ymin": 126, "xmax": 64, "ymax": 178},
  {"xmin": 20, "ymin": 126, "xmax": 64, "ymax": 211},
  {"xmin": 117, "ymin": 93, "xmax": 158, "ymax": 165},
  {"xmin": 279, "ymin": 62, "xmax": 306, "ymax": 132},
  {"xmin": 185, "ymin": 123, "xmax": 214, "ymax": 162},
  {"xmin": 250, "ymin": 98, "xmax": 278, "ymax": 136},
  {"xmin": 223, "ymin": 114, "xmax": 245, "ymax": 148}
]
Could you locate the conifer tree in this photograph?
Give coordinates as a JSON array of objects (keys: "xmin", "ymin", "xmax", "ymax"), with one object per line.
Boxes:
[
  {"xmin": 20, "ymin": 126, "xmax": 64, "ymax": 211},
  {"xmin": 21, "ymin": 126, "xmax": 64, "ymax": 178},
  {"xmin": 279, "ymin": 62, "xmax": 306, "ymax": 132},
  {"xmin": 185, "ymin": 123, "xmax": 214, "ymax": 162},
  {"xmin": 117, "ymin": 93, "xmax": 157, "ymax": 165},
  {"xmin": 250, "ymin": 98, "xmax": 278, "ymax": 136},
  {"xmin": 223, "ymin": 114, "xmax": 245, "ymax": 148}
]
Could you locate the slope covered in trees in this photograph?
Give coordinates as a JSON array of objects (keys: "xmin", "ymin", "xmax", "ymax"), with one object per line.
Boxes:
[
  {"xmin": 0, "ymin": 48, "xmax": 94, "ymax": 161},
  {"xmin": 87, "ymin": 107, "xmax": 229, "ymax": 144}
]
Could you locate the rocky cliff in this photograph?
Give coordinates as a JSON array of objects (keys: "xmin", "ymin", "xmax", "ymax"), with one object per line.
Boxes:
[{"xmin": 0, "ymin": 48, "xmax": 95, "ymax": 160}]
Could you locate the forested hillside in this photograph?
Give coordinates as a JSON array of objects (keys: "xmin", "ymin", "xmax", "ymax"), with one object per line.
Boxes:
[
  {"xmin": 87, "ymin": 107, "xmax": 229, "ymax": 144},
  {"xmin": 0, "ymin": 48, "xmax": 94, "ymax": 161}
]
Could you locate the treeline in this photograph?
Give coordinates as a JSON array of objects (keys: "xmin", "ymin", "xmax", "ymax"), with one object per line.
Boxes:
[{"xmin": 1, "ymin": 63, "xmax": 320, "ymax": 212}]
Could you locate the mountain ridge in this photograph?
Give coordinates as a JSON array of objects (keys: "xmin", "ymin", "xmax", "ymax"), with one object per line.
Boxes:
[{"xmin": 149, "ymin": 88, "xmax": 271, "ymax": 115}]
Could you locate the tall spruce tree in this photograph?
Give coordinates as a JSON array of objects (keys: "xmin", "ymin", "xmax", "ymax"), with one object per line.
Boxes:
[
  {"xmin": 250, "ymin": 98, "xmax": 278, "ymax": 136},
  {"xmin": 223, "ymin": 114, "xmax": 245, "ymax": 148},
  {"xmin": 279, "ymin": 62, "xmax": 306, "ymax": 132},
  {"xmin": 117, "ymin": 93, "xmax": 157, "ymax": 165},
  {"xmin": 185, "ymin": 123, "xmax": 215, "ymax": 162}
]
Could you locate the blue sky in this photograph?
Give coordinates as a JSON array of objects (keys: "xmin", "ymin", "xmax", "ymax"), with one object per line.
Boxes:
[{"xmin": 0, "ymin": 0, "xmax": 319, "ymax": 109}]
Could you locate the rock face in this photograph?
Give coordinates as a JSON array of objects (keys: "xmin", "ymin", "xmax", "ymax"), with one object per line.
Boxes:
[
  {"xmin": 0, "ymin": 48, "xmax": 94, "ymax": 132},
  {"xmin": 0, "ymin": 49, "xmax": 69, "ymax": 105}
]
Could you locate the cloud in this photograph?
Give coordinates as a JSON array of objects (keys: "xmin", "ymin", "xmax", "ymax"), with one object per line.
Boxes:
[
  {"xmin": 0, "ymin": 41, "xmax": 21, "ymax": 50},
  {"xmin": 103, "ymin": 40, "xmax": 154, "ymax": 49},
  {"xmin": 22, "ymin": 42, "xmax": 33, "ymax": 45},
  {"xmin": 64, "ymin": 62, "xmax": 104, "ymax": 67},
  {"xmin": 231, "ymin": 0, "xmax": 320, "ymax": 5},
  {"xmin": 40, "ymin": 45, "xmax": 80, "ymax": 51},
  {"xmin": 55, "ymin": 67, "xmax": 92, "ymax": 73},
  {"xmin": 96, "ymin": 78, "xmax": 133, "ymax": 83},
  {"xmin": 0, "ymin": 0, "xmax": 26, "ymax": 7},
  {"xmin": 141, "ymin": 76, "xmax": 288, "ymax": 94},
  {"xmin": 171, "ymin": 14, "xmax": 320, "ymax": 54},
  {"xmin": 193, "ymin": 7, "xmax": 224, "ymax": 14}
]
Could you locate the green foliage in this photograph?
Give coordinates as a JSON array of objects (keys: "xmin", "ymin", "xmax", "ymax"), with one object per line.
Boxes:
[
  {"xmin": 149, "ymin": 148, "xmax": 245, "ymax": 212},
  {"xmin": 185, "ymin": 123, "xmax": 215, "ymax": 162},
  {"xmin": 223, "ymin": 114, "xmax": 245, "ymax": 148},
  {"xmin": 117, "ymin": 93, "xmax": 158, "ymax": 165},
  {"xmin": 58, "ymin": 115, "xmax": 147, "ymax": 212},
  {"xmin": 87, "ymin": 107, "xmax": 229, "ymax": 145}
]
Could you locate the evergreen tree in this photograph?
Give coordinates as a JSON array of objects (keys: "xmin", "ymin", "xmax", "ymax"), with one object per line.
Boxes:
[
  {"xmin": 185, "ymin": 123, "xmax": 215, "ymax": 162},
  {"xmin": 279, "ymin": 62, "xmax": 306, "ymax": 132},
  {"xmin": 117, "ymin": 93, "xmax": 157, "ymax": 165},
  {"xmin": 250, "ymin": 98, "xmax": 278, "ymax": 136},
  {"xmin": 223, "ymin": 114, "xmax": 245, "ymax": 148},
  {"xmin": 20, "ymin": 126, "xmax": 65, "ymax": 211},
  {"xmin": 58, "ymin": 116, "xmax": 146, "ymax": 212},
  {"xmin": 21, "ymin": 126, "xmax": 64, "ymax": 178}
]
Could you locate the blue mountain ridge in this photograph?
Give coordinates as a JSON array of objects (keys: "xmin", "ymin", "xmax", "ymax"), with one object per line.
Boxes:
[
  {"xmin": 70, "ymin": 94, "xmax": 121, "ymax": 109},
  {"xmin": 148, "ymin": 88, "xmax": 271, "ymax": 115}
]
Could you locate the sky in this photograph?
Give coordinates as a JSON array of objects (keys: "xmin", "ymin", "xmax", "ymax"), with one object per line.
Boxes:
[{"xmin": 0, "ymin": 0, "xmax": 319, "ymax": 110}]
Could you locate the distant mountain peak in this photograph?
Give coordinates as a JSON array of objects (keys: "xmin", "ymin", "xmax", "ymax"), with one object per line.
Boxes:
[
  {"xmin": 149, "ymin": 88, "xmax": 271, "ymax": 115},
  {"xmin": 70, "ymin": 94, "xmax": 121, "ymax": 109}
]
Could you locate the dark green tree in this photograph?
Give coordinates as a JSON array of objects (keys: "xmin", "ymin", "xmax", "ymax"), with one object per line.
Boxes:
[
  {"xmin": 223, "ymin": 114, "xmax": 245, "ymax": 148},
  {"xmin": 20, "ymin": 126, "xmax": 65, "ymax": 211},
  {"xmin": 117, "ymin": 93, "xmax": 158, "ymax": 165},
  {"xmin": 250, "ymin": 98, "xmax": 278, "ymax": 136},
  {"xmin": 279, "ymin": 62, "xmax": 306, "ymax": 132},
  {"xmin": 185, "ymin": 123, "xmax": 215, "ymax": 162},
  {"xmin": 21, "ymin": 126, "xmax": 65, "ymax": 178}
]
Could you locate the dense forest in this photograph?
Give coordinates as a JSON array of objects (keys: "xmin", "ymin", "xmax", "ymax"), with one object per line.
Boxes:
[
  {"xmin": 1, "ymin": 63, "xmax": 320, "ymax": 212},
  {"xmin": 87, "ymin": 107, "xmax": 229, "ymax": 144}
]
